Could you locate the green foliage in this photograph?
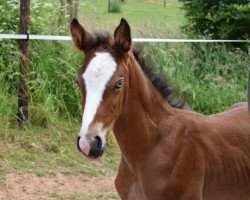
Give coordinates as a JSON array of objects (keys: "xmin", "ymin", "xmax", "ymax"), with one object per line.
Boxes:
[
  {"xmin": 179, "ymin": 0, "xmax": 250, "ymax": 41},
  {"xmin": 0, "ymin": 0, "xmax": 19, "ymax": 34},
  {"xmin": 0, "ymin": 41, "xmax": 19, "ymax": 94},
  {"xmin": 31, "ymin": 1, "xmax": 63, "ymax": 35},
  {"xmin": 0, "ymin": 0, "xmax": 62, "ymax": 35},
  {"xmin": 0, "ymin": 1, "xmax": 19, "ymax": 100}
]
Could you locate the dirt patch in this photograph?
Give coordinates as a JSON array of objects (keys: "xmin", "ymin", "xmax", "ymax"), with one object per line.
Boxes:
[{"xmin": 0, "ymin": 172, "xmax": 118, "ymax": 199}]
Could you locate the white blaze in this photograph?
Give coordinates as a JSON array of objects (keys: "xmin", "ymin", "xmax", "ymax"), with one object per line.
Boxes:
[{"xmin": 79, "ymin": 52, "xmax": 117, "ymax": 137}]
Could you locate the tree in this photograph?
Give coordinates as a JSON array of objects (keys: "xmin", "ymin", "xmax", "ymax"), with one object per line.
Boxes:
[
  {"xmin": 72, "ymin": 0, "xmax": 80, "ymax": 19},
  {"xmin": 108, "ymin": 0, "xmax": 111, "ymax": 12},
  {"xmin": 67, "ymin": 0, "xmax": 80, "ymax": 19}
]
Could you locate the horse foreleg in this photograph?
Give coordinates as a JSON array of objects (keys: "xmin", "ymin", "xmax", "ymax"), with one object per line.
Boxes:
[{"xmin": 115, "ymin": 156, "xmax": 145, "ymax": 200}]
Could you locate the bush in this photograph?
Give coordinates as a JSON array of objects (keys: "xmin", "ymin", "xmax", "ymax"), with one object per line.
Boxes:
[
  {"xmin": 0, "ymin": 0, "xmax": 19, "ymax": 34},
  {"xmin": 179, "ymin": 0, "xmax": 250, "ymax": 41}
]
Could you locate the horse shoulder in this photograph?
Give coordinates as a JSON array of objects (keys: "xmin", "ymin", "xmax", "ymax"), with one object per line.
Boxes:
[{"xmin": 138, "ymin": 117, "xmax": 206, "ymax": 200}]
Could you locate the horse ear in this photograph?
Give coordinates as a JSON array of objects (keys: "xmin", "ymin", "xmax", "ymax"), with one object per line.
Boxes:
[
  {"xmin": 114, "ymin": 18, "xmax": 132, "ymax": 52},
  {"xmin": 70, "ymin": 18, "xmax": 92, "ymax": 53}
]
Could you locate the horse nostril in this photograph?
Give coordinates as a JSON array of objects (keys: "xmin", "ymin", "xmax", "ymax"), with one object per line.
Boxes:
[
  {"xmin": 88, "ymin": 136, "xmax": 104, "ymax": 158},
  {"xmin": 95, "ymin": 136, "xmax": 102, "ymax": 149},
  {"xmin": 76, "ymin": 136, "xmax": 81, "ymax": 152}
]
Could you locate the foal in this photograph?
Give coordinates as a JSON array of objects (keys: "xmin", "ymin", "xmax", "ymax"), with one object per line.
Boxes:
[{"xmin": 71, "ymin": 18, "xmax": 250, "ymax": 200}]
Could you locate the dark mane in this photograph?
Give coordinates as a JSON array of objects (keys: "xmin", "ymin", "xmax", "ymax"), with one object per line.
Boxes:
[
  {"xmin": 133, "ymin": 49, "xmax": 185, "ymax": 109},
  {"xmin": 90, "ymin": 31, "xmax": 185, "ymax": 109}
]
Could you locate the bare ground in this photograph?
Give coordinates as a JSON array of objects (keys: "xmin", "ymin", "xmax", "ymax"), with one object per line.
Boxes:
[{"xmin": 0, "ymin": 172, "xmax": 118, "ymax": 200}]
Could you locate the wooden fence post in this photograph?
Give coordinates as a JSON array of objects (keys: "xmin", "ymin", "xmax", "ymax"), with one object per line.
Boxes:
[
  {"xmin": 18, "ymin": 0, "xmax": 30, "ymax": 124},
  {"xmin": 248, "ymin": 71, "xmax": 250, "ymax": 116}
]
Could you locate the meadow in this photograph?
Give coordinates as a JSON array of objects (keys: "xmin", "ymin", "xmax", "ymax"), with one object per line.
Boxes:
[{"xmin": 0, "ymin": 0, "xmax": 249, "ymax": 199}]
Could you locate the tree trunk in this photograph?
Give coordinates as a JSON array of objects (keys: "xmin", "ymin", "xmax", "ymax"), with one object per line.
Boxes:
[
  {"xmin": 164, "ymin": 0, "xmax": 166, "ymax": 7},
  {"xmin": 18, "ymin": 0, "xmax": 30, "ymax": 124},
  {"xmin": 72, "ymin": 0, "xmax": 80, "ymax": 19},
  {"xmin": 108, "ymin": 0, "xmax": 111, "ymax": 12}
]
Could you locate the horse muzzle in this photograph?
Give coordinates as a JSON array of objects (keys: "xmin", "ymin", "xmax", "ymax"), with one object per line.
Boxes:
[{"xmin": 76, "ymin": 135, "xmax": 104, "ymax": 159}]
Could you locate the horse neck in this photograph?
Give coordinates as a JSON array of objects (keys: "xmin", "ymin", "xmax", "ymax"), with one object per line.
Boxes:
[{"xmin": 113, "ymin": 53, "xmax": 175, "ymax": 173}]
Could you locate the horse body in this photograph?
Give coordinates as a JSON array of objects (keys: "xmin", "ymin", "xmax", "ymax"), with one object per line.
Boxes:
[
  {"xmin": 70, "ymin": 18, "xmax": 250, "ymax": 199},
  {"xmin": 113, "ymin": 53, "xmax": 250, "ymax": 200},
  {"xmin": 116, "ymin": 109, "xmax": 250, "ymax": 200}
]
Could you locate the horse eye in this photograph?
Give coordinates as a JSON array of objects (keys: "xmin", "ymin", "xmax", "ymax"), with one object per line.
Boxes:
[{"xmin": 115, "ymin": 79, "xmax": 124, "ymax": 90}]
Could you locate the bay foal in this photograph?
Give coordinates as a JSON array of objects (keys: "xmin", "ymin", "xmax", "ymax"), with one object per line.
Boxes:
[{"xmin": 71, "ymin": 18, "xmax": 250, "ymax": 200}]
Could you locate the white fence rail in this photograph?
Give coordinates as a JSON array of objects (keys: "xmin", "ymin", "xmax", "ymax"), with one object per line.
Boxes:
[{"xmin": 0, "ymin": 34, "xmax": 250, "ymax": 43}]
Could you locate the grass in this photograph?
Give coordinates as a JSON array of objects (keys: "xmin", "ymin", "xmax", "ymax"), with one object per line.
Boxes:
[
  {"xmin": 144, "ymin": 43, "xmax": 249, "ymax": 114},
  {"xmin": 52, "ymin": 192, "xmax": 119, "ymax": 200},
  {"xmin": 0, "ymin": 117, "xmax": 120, "ymax": 176},
  {"xmin": 78, "ymin": 0, "xmax": 184, "ymax": 38}
]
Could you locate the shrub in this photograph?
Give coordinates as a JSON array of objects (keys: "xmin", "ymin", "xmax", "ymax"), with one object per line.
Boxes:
[{"xmin": 179, "ymin": 0, "xmax": 250, "ymax": 41}]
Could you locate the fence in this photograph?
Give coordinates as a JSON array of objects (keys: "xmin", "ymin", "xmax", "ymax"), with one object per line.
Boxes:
[{"xmin": 1, "ymin": 34, "xmax": 250, "ymax": 43}]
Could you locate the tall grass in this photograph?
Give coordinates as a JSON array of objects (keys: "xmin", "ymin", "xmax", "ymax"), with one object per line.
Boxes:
[
  {"xmin": 0, "ymin": 40, "xmax": 83, "ymax": 126},
  {"xmin": 144, "ymin": 43, "xmax": 249, "ymax": 114}
]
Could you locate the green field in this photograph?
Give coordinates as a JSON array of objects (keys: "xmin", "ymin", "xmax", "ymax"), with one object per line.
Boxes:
[
  {"xmin": 0, "ymin": 0, "xmax": 249, "ymax": 199},
  {"xmin": 78, "ymin": 0, "xmax": 183, "ymax": 37}
]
